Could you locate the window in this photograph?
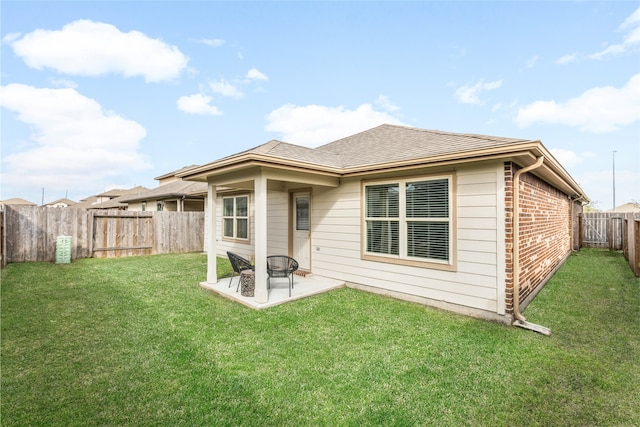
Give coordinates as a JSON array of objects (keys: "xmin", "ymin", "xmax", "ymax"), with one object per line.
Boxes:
[
  {"xmin": 364, "ymin": 176, "xmax": 453, "ymax": 265},
  {"xmin": 223, "ymin": 195, "xmax": 249, "ymax": 240},
  {"xmin": 295, "ymin": 196, "xmax": 310, "ymax": 231}
]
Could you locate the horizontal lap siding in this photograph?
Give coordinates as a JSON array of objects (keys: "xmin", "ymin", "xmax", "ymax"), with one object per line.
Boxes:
[
  {"xmin": 311, "ymin": 163, "xmax": 501, "ymax": 314},
  {"xmin": 267, "ymin": 191, "xmax": 288, "ymax": 255}
]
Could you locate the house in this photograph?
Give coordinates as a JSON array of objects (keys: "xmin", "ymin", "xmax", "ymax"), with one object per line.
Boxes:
[
  {"xmin": 44, "ymin": 198, "xmax": 76, "ymax": 208},
  {"xmin": 0, "ymin": 198, "xmax": 37, "ymax": 209},
  {"xmin": 72, "ymin": 187, "xmax": 149, "ymax": 210},
  {"xmin": 607, "ymin": 202, "xmax": 640, "ymax": 213},
  {"xmin": 179, "ymin": 124, "xmax": 588, "ymax": 326},
  {"xmin": 119, "ymin": 166, "xmax": 207, "ymax": 211}
]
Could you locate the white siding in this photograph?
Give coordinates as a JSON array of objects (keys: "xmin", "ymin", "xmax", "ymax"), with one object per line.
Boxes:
[
  {"xmin": 266, "ymin": 191, "xmax": 289, "ymax": 255},
  {"xmin": 126, "ymin": 201, "xmax": 159, "ymax": 212},
  {"xmin": 310, "ymin": 162, "xmax": 503, "ymax": 315}
]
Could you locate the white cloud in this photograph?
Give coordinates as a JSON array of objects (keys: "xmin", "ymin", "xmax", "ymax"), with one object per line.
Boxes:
[
  {"xmin": 515, "ymin": 73, "xmax": 640, "ymax": 132},
  {"xmin": 209, "ymin": 79, "xmax": 243, "ymax": 98},
  {"xmin": 375, "ymin": 95, "xmax": 400, "ymax": 112},
  {"xmin": 454, "ymin": 79, "xmax": 503, "ymax": 105},
  {"xmin": 48, "ymin": 77, "xmax": 78, "ymax": 88},
  {"xmin": 192, "ymin": 38, "xmax": 225, "ymax": 47},
  {"xmin": 526, "ymin": 55, "xmax": 539, "ymax": 68},
  {"xmin": 557, "ymin": 53, "xmax": 578, "ymax": 65},
  {"xmin": 589, "ymin": 6, "xmax": 640, "ymax": 60},
  {"xmin": 177, "ymin": 94, "xmax": 222, "ymax": 115},
  {"xmin": 7, "ymin": 19, "xmax": 188, "ymax": 82},
  {"xmin": 246, "ymin": 68, "xmax": 268, "ymax": 81},
  {"xmin": 265, "ymin": 103, "xmax": 407, "ymax": 147},
  {"xmin": 0, "ymin": 84, "xmax": 150, "ymax": 193},
  {"xmin": 620, "ymin": 6, "xmax": 640, "ymax": 29},
  {"xmin": 549, "ymin": 148, "xmax": 585, "ymax": 168},
  {"xmin": 2, "ymin": 32, "xmax": 21, "ymax": 43}
]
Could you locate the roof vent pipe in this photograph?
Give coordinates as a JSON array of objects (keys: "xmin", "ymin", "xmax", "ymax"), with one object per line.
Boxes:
[{"xmin": 512, "ymin": 156, "xmax": 551, "ymax": 336}]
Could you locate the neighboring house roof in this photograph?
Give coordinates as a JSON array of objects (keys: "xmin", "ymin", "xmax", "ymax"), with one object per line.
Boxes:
[
  {"xmin": 97, "ymin": 188, "xmax": 130, "ymax": 198},
  {"xmin": 87, "ymin": 198, "xmax": 129, "ymax": 209},
  {"xmin": 154, "ymin": 165, "xmax": 200, "ymax": 181},
  {"xmin": 0, "ymin": 197, "xmax": 37, "ymax": 206},
  {"xmin": 72, "ymin": 186, "xmax": 150, "ymax": 209},
  {"xmin": 72, "ymin": 196, "xmax": 100, "ymax": 209},
  {"xmin": 119, "ymin": 180, "xmax": 207, "ymax": 203},
  {"xmin": 179, "ymin": 124, "xmax": 589, "ymax": 202},
  {"xmin": 45, "ymin": 198, "xmax": 77, "ymax": 207},
  {"xmin": 608, "ymin": 202, "xmax": 640, "ymax": 213}
]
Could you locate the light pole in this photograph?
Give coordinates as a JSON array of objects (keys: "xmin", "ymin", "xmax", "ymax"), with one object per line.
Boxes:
[{"xmin": 612, "ymin": 150, "xmax": 616, "ymax": 212}]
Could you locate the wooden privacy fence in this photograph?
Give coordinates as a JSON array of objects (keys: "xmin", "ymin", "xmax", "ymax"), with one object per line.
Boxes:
[
  {"xmin": 625, "ymin": 219, "xmax": 640, "ymax": 277},
  {"xmin": 2, "ymin": 205, "xmax": 204, "ymax": 264},
  {"xmin": 580, "ymin": 212, "xmax": 640, "ymax": 276},
  {"xmin": 579, "ymin": 212, "xmax": 637, "ymax": 250},
  {"xmin": 634, "ymin": 220, "xmax": 640, "ymax": 276}
]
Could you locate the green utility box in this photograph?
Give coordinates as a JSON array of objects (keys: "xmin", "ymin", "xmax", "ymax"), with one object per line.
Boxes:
[{"xmin": 56, "ymin": 236, "xmax": 72, "ymax": 264}]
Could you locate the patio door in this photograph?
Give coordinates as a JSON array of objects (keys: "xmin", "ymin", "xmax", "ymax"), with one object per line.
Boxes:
[{"xmin": 292, "ymin": 192, "xmax": 311, "ymax": 271}]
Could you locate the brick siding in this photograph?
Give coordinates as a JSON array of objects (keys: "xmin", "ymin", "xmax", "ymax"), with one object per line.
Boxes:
[{"xmin": 504, "ymin": 162, "xmax": 575, "ymax": 313}]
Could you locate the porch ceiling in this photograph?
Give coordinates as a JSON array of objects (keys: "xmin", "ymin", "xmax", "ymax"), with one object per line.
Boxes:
[{"xmin": 206, "ymin": 164, "xmax": 340, "ymax": 189}]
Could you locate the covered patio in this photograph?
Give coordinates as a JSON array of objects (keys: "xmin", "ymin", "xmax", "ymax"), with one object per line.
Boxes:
[
  {"xmin": 179, "ymin": 141, "xmax": 343, "ymax": 307},
  {"xmin": 200, "ymin": 273, "xmax": 345, "ymax": 309}
]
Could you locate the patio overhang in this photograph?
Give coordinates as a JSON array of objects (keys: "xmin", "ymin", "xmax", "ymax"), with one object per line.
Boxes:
[
  {"xmin": 203, "ymin": 164, "xmax": 340, "ymax": 190},
  {"xmin": 199, "ymin": 164, "xmax": 340, "ymax": 305}
]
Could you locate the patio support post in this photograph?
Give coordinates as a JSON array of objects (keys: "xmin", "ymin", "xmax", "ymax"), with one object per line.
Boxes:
[
  {"xmin": 206, "ymin": 181, "xmax": 218, "ymax": 284},
  {"xmin": 254, "ymin": 171, "xmax": 269, "ymax": 303}
]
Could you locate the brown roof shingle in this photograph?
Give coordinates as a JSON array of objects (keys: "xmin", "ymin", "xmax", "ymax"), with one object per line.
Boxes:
[
  {"xmin": 119, "ymin": 180, "xmax": 207, "ymax": 203},
  {"xmin": 316, "ymin": 124, "xmax": 534, "ymax": 169}
]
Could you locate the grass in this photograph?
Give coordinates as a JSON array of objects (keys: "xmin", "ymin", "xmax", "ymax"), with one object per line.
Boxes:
[{"xmin": 1, "ymin": 249, "xmax": 638, "ymax": 426}]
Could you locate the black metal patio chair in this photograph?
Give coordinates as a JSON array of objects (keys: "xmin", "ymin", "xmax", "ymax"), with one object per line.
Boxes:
[
  {"xmin": 266, "ymin": 255, "xmax": 299, "ymax": 297},
  {"xmin": 227, "ymin": 251, "xmax": 254, "ymax": 292}
]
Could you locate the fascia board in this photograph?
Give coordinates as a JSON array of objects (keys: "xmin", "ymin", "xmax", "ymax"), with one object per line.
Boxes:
[
  {"xmin": 179, "ymin": 140, "xmax": 588, "ymax": 201},
  {"xmin": 182, "ymin": 156, "xmax": 342, "ymax": 182}
]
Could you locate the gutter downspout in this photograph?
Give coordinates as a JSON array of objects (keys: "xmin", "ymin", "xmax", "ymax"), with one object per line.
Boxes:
[{"xmin": 512, "ymin": 156, "xmax": 552, "ymax": 336}]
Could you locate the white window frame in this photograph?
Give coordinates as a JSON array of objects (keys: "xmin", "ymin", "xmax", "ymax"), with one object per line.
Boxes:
[
  {"xmin": 362, "ymin": 174, "xmax": 456, "ymax": 271},
  {"xmin": 222, "ymin": 194, "xmax": 250, "ymax": 242}
]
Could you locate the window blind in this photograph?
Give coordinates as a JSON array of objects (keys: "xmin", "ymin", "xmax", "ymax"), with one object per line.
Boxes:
[{"xmin": 364, "ymin": 176, "xmax": 451, "ymax": 263}]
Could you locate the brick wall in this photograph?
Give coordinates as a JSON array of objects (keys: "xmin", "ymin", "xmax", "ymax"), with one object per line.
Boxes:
[{"xmin": 504, "ymin": 162, "xmax": 575, "ymax": 314}]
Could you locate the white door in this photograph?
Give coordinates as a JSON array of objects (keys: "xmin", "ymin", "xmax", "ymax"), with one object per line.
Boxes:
[{"xmin": 292, "ymin": 192, "xmax": 311, "ymax": 271}]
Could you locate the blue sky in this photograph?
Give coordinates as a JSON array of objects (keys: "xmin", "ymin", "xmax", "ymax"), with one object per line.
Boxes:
[{"xmin": 1, "ymin": 1, "xmax": 638, "ymax": 210}]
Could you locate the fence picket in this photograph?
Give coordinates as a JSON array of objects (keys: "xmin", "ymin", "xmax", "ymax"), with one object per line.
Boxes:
[
  {"xmin": 580, "ymin": 212, "xmax": 637, "ymax": 250},
  {"xmin": 2, "ymin": 206, "xmax": 204, "ymax": 263}
]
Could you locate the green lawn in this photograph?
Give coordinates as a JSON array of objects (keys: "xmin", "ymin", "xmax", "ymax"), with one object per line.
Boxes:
[{"xmin": 1, "ymin": 249, "xmax": 638, "ymax": 426}]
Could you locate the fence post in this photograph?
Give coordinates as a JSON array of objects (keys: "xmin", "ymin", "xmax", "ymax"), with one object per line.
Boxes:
[
  {"xmin": 578, "ymin": 214, "xmax": 583, "ymax": 249},
  {"xmin": 1, "ymin": 209, "xmax": 5, "ymax": 269},
  {"xmin": 608, "ymin": 218, "xmax": 613, "ymax": 251},
  {"xmin": 635, "ymin": 220, "xmax": 640, "ymax": 276}
]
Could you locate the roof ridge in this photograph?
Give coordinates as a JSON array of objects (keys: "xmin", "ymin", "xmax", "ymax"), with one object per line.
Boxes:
[{"xmin": 339, "ymin": 123, "xmax": 533, "ymax": 143}]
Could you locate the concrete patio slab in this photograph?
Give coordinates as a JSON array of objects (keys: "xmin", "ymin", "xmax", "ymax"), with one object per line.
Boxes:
[{"xmin": 200, "ymin": 274, "xmax": 345, "ymax": 309}]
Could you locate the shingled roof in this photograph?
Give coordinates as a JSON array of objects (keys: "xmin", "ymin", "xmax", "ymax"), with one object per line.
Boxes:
[
  {"xmin": 193, "ymin": 124, "xmax": 536, "ymax": 174},
  {"xmin": 216, "ymin": 139, "xmax": 344, "ymax": 169},
  {"xmin": 178, "ymin": 123, "xmax": 591, "ymax": 203},
  {"xmin": 119, "ymin": 180, "xmax": 207, "ymax": 203},
  {"xmin": 316, "ymin": 124, "xmax": 534, "ymax": 169}
]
